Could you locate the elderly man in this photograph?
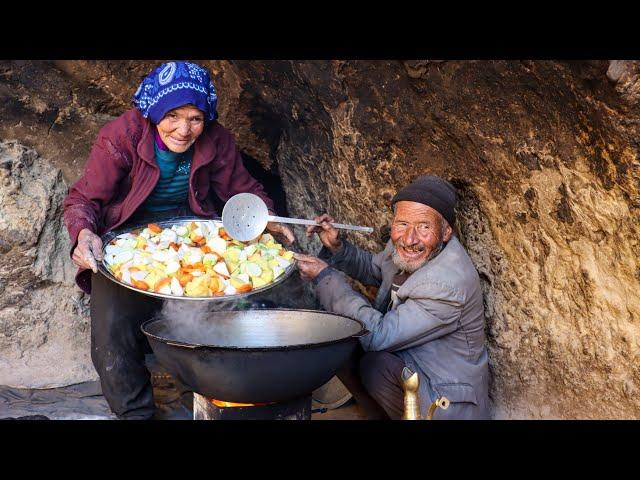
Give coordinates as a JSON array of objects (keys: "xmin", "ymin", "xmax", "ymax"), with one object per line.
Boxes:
[{"xmin": 295, "ymin": 175, "xmax": 490, "ymax": 420}]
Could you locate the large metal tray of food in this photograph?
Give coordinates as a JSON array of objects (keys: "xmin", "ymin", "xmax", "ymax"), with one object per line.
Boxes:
[{"xmin": 97, "ymin": 217, "xmax": 296, "ymax": 301}]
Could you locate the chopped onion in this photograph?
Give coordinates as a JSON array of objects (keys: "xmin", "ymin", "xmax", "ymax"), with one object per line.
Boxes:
[
  {"xmin": 131, "ymin": 271, "xmax": 149, "ymax": 281},
  {"xmin": 170, "ymin": 277, "xmax": 184, "ymax": 296}
]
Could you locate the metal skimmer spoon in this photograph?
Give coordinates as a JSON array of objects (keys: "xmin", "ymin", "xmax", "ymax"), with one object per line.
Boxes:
[{"xmin": 222, "ymin": 193, "xmax": 374, "ymax": 241}]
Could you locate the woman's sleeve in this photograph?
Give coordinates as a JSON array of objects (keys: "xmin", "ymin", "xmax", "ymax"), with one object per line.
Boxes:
[{"xmin": 63, "ymin": 133, "xmax": 131, "ymax": 253}]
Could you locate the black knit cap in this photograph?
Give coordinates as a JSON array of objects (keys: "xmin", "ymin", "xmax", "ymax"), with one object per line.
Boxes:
[{"xmin": 391, "ymin": 175, "xmax": 457, "ymax": 226}]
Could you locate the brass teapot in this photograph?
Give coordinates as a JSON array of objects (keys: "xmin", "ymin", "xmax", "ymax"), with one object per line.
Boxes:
[{"xmin": 401, "ymin": 367, "xmax": 450, "ymax": 420}]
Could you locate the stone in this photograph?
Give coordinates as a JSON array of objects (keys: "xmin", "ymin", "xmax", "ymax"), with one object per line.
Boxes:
[
  {"xmin": 607, "ymin": 60, "xmax": 640, "ymax": 106},
  {"xmin": 0, "ymin": 140, "xmax": 96, "ymax": 388}
]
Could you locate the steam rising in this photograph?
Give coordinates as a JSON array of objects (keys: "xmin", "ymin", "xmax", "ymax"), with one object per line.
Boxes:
[
  {"xmin": 155, "ymin": 299, "xmax": 245, "ymax": 347},
  {"xmin": 149, "ymin": 272, "xmax": 352, "ymax": 348}
]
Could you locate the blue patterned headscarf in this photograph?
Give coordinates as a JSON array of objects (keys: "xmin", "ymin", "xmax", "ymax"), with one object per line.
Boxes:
[{"xmin": 133, "ymin": 61, "xmax": 218, "ymax": 124}]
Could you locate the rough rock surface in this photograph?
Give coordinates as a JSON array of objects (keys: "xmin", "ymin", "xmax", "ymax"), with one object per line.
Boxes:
[
  {"xmin": 0, "ymin": 60, "xmax": 639, "ymax": 418},
  {"xmin": 0, "ymin": 140, "xmax": 95, "ymax": 388}
]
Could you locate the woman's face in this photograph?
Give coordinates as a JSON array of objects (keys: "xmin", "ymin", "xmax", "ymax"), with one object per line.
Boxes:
[{"xmin": 156, "ymin": 105, "xmax": 205, "ymax": 153}]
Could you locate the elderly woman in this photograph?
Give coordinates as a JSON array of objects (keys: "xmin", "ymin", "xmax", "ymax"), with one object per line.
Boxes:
[{"xmin": 63, "ymin": 61, "xmax": 293, "ymax": 419}]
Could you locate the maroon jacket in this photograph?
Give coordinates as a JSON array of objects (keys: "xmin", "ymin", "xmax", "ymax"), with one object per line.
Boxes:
[{"xmin": 63, "ymin": 108, "xmax": 274, "ymax": 294}]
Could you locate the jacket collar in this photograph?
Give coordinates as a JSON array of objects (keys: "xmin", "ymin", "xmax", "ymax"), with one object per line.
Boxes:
[{"xmin": 136, "ymin": 117, "xmax": 157, "ymax": 166}]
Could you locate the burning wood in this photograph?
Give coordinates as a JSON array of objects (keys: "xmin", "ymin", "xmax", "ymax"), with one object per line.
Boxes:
[
  {"xmin": 193, "ymin": 393, "xmax": 311, "ymax": 420},
  {"xmin": 209, "ymin": 399, "xmax": 270, "ymax": 408}
]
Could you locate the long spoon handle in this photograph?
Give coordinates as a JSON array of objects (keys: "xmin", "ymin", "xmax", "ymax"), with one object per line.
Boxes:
[{"xmin": 267, "ymin": 215, "xmax": 373, "ymax": 234}]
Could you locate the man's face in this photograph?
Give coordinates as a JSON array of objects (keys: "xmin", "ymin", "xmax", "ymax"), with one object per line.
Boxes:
[
  {"xmin": 156, "ymin": 105, "xmax": 205, "ymax": 153},
  {"xmin": 390, "ymin": 201, "xmax": 452, "ymax": 273}
]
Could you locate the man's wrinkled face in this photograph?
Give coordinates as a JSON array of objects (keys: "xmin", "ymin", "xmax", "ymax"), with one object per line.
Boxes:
[
  {"xmin": 390, "ymin": 201, "xmax": 452, "ymax": 273},
  {"xmin": 156, "ymin": 105, "xmax": 205, "ymax": 153}
]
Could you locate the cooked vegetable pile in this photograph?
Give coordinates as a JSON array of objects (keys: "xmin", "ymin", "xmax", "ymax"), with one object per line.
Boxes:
[{"xmin": 103, "ymin": 221, "xmax": 294, "ymax": 297}]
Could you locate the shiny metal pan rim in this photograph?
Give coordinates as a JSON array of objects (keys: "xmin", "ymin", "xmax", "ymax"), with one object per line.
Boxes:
[{"xmin": 97, "ymin": 216, "xmax": 297, "ymax": 302}]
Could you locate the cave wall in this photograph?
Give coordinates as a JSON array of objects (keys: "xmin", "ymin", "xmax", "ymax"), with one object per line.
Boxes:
[
  {"xmin": 0, "ymin": 140, "xmax": 93, "ymax": 387},
  {"xmin": 225, "ymin": 60, "xmax": 640, "ymax": 418},
  {"xmin": 0, "ymin": 60, "xmax": 638, "ymax": 418}
]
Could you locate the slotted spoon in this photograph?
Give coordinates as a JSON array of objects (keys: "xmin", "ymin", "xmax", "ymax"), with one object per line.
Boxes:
[{"xmin": 222, "ymin": 193, "xmax": 374, "ymax": 241}]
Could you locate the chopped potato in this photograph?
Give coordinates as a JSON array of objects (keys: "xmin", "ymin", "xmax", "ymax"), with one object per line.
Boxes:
[{"xmin": 105, "ymin": 220, "xmax": 295, "ymax": 297}]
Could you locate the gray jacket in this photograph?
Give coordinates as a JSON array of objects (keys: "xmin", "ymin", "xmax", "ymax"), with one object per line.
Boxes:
[{"xmin": 314, "ymin": 236, "xmax": 490, "ymax": 420}]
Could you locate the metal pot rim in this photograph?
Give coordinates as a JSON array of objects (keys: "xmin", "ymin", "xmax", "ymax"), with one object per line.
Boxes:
[
  {"xmin": 140, "ymin": 308, "xmax": 368, "ymax": 351},
  {"xmin": 97, "ymin": 216, "xmax": 297, "ymax": 301}
]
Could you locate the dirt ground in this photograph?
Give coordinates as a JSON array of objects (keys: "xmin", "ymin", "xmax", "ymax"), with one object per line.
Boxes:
[
  {"xmin": 0, "ymin": 356, "xmax": 370, "ymax": 420},
  {"xmin": 311, "ymin": 401, "xmax": 368, "ymax": 420}
]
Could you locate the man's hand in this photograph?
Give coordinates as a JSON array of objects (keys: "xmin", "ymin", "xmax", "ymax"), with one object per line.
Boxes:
[
  {"xmin": 72, "ymin": 228, "xmax": 104, "ymax": 273},
  {"xmin": 306, "ymin": 213, "xmax": 342, "ymax": 254},
  {"xmin": 293, "ymin": 253, "xmax": 329, "ymax": 281},
  {"xmin": 266, "ymin": 221, "xmax": 295, "ymax": 246}
]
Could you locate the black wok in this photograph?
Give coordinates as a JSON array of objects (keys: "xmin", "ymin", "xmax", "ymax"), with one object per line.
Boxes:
[{"xmin": 141, "ymin": 309, "xmax": 368, "ymax": 403}]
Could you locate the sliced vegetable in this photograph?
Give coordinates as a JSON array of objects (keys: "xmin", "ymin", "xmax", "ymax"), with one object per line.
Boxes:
[
  {"xmin": 105, "ymin": 221, "xmax": 294, "ymax": 297},
  {"xmin": 148, "ymin": 223, "xmax": 162, "ymax": 234}
]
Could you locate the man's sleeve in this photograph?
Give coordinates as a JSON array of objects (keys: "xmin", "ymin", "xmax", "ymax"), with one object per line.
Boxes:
[
  {"xmin": 314, "ymin": 269, "xmax": 463, "ymax": 351},
  {"xmin": 317, "ymin": 239, "xmax": 391, "ymax": 287}
]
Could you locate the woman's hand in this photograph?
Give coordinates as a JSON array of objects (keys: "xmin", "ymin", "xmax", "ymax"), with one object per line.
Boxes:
[
  {"xmin": 266, "ymin": 221, "xmax": 295, "ymax": 245},
  {"xmin": 306, "ymin": 214, "xmax": 342, "ymax": 254},
  {"xmin": 72, "ymin": 228, "xmax": 104, "ymax": 273},
  {"xmin": 293, "ymin": 253, "xmax": 329, "ymax": 281}
]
